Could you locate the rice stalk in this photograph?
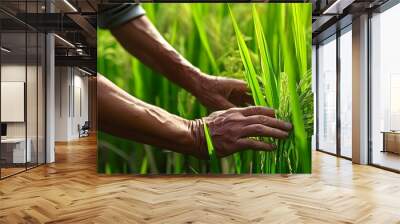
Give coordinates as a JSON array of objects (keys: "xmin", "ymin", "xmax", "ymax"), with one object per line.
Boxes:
[{"xmin": 230, "ymin": 4, "xmax": 313, "ymax": 174}]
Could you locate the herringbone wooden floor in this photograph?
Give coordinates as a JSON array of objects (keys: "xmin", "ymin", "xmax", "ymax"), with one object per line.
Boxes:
[{"xmin": 1, "ymin": 135, "xmax": 400, "ymax": 224}]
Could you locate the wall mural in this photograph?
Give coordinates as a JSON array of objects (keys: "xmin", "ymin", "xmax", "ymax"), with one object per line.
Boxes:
[{"xmin": 97, "ymin": 3, "xmax": 313, "ymax": 174}]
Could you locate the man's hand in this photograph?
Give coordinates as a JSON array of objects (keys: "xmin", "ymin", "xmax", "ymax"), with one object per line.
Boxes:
[
  {"xmin": 111, "ymin": 16, "xmax": 252, "ymax": 111},
  {"xmin": 194, "ymin": 74, "xmax": 253, "ymax": 111},
  {"xmin": 99, "ymin": 74, "xmax": 292, "ymax": 160},
  {"xmin": 194, "ymin": 106, "xmax": 292, "ymax": 159}
]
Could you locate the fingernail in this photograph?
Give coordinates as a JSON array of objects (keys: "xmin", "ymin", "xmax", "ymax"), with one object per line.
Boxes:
[{"xmin": 286, "ymin": 123, "xmax": 293, "ymax": 130}]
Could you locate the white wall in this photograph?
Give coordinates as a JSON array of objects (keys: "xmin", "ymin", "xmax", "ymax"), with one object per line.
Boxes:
[
  {"xmin": 1, "ymin": 65, "xmax": 26, "ymax": 141},
  {"xmin": 55, "ymin": 67, "xmax": 89, "ymax": 141},
  {"xmin": 1, "ymin": 82, "xmax": 25, "ymax": 122},
  {"xmin": 55, "ymin": 66, "xmax": 69, "ymax": 141},
  {"xmin": 1, "ymin": 63, "xmax": 46, "ymax": 164},
  {"xmin": 1, "ymin": 65, "xmax": 25, "ymax": 130},
  {"xmin": 72, "ymin": 72, "xmax": 89, "ymax": 138},
  {"xmin": 1, "ymin": 65, "xmax": 37, "ymax": 138}
]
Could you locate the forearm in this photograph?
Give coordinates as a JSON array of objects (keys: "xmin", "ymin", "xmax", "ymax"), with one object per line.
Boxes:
[
  {"xmin": 98, "ymin": 74, "xmax": 207, "ymax": 159},
  {"xmin": 110, "ymin": 16, "xmax": 204, "ymax": 95}
]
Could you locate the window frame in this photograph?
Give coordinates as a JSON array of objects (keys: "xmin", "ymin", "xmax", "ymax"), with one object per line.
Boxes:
[{"xmin": 315, "ymin": 24, "xmax": 353, "ymax": 161}]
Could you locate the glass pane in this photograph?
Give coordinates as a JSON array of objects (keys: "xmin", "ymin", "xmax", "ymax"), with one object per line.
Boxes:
[
  {"xmin": 26, "ymin": 0, "xmax": 40, "ymax": 169},
  {"xmin": 1, "ymin": 1, "xmax": 46, "ymax": 177},
  {"xmin": 340, "ymin": 29, "xmax": 352, "ymax": 158},
  {"xmin": 312, "ymin": 45, "xmax": 317, "ymax": 151},
  {"xmin": 318, "ymin": 36, "xmax": 337, "ymax": 154},
  {"xmin": 371, "ymin": 4, "xmax": 400, "ymax": 171},
  {"xmin": 38, "ymin": 32, "xmax": 45, "ymax": 165},
  {"xmin": 27, "ymin": 31, "xmax": 38, "ymax": 169},
  {"xmin": 1, "ymin": 28, "xmax": 27, "ymax": 177}
]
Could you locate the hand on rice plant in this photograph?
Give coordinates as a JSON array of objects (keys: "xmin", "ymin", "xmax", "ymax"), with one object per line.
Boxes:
[
  {"xmin": 194, "ymin": 74, "xmax": 253, "ymax": 111},
  {"xmin": 203, "ymin": 106, "xmax": 292, "ymax": 158},
  {"xmin": 110, "ymin": 14, "xmax": 251, "ymax": 112},
  {"xmin": 98, "ymin": 74, "xmax": 291, "ymax": 160},
  {"xmin": 229, "ymin": 4, "xmax": 313, "ymax": 173}
]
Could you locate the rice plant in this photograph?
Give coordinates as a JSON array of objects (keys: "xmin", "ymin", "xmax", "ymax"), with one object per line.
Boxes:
[
  {"xmin": 97, "ymin": 3, "xmax": 312, "ymax": 174},
  {"xmin": 230, "ymin": 4, "xmax": 313, "ymax": 173}
]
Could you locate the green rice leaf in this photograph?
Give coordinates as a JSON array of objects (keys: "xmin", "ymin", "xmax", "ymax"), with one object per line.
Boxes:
[
  {"xmin": 252, "ymin": 5, "xmax": 279, "ymax": 109},
  {"xmin": 203, "ymin": 122, "xmax": 220, "ymax": 173},
  {"xmin": 229, "ymin": 5, "xmax": 266, "ymax": 107}
]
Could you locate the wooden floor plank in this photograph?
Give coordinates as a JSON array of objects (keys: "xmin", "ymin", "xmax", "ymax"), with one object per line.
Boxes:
[{"xmin": 1, "ymin": 135, "xmax": 400, "ymax": 223}]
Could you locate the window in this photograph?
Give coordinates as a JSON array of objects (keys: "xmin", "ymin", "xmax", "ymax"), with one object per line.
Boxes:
[
  {"xmin": 371, "ymin": 3, "xmax": 400, "ymax": 171},
  {"xmin": 317, "ymin": 36, "xmax": 337, "ymax": 154},
  {"xmin": 339, "ymin": 27, "xmax": 352, "ymax": 158},
  {"xmin": 312, "ymin": 46, "xmax": 317, "ymax": 150},
  {"xmin": 0, "ymin": 1, "xmax": 47, "ymax": 179}
]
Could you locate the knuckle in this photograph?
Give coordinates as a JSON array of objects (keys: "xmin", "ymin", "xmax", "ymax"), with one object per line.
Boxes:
[
  {"xmin": 251, "ymin": 107, "xmax": 259, "ymax": 114},
  {"xmin": 254, "ymin": 124, "xmax": 265, "ymax": 134},
  {"xmin": 226, "ymin": 108, "xmax": 237, "ymax": 113},
  {"xmin": 272, "ymin": 119, "xmax": 281, "ymax": 127},
  {"xmin": 226, "ymin": 114, "xmax": 243, "ymax": 124},
  {"xmin": 258, "ymin": 116, "xmax": 270, "ymax": 124},
  {"xmin": 248, "ymin": 141, "xmax": 259, "ymax": 149}
]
